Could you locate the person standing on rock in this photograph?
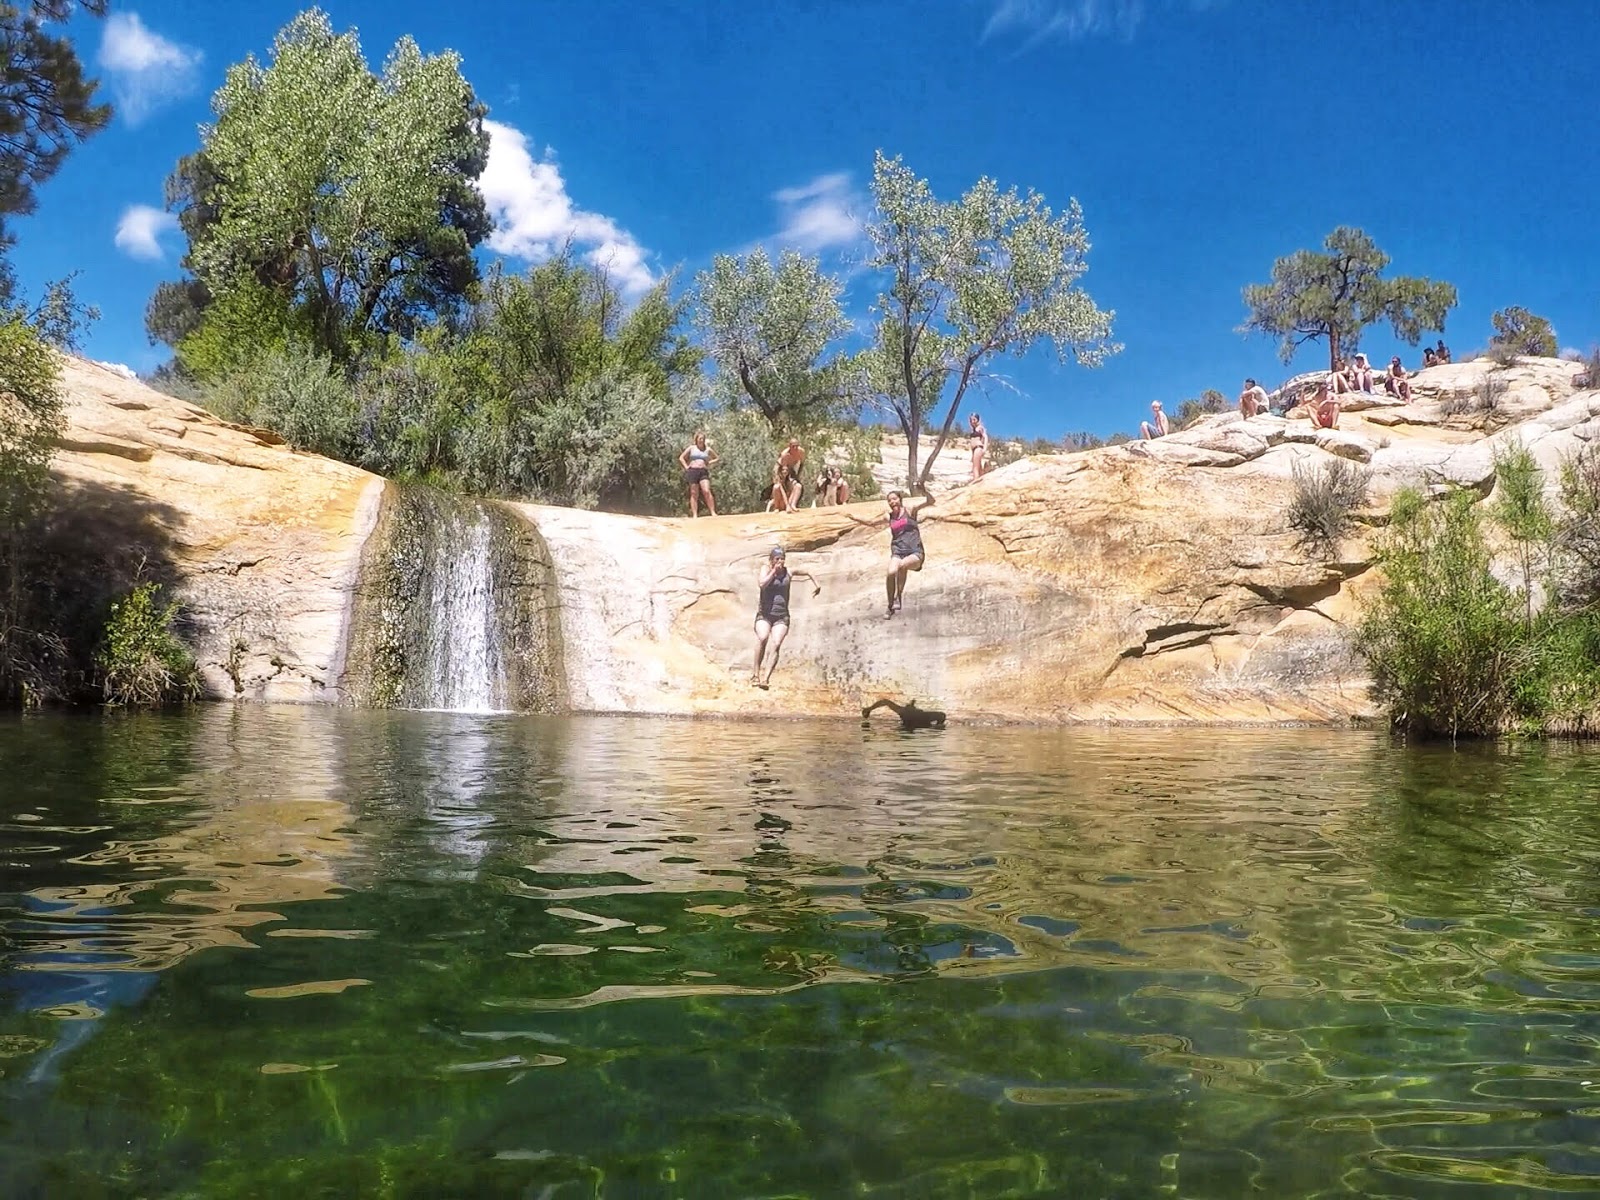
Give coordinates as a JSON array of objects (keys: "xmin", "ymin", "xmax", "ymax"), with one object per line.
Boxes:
[
  {"xmin": 679, "ymin": 432, "xmax": 719, "ymax": 518},
  {"xmin": 847, "ymin": 487, "xmax": 935, "ymax": 618},
  {"xmin": 967, "ymin": 413, "xmax": 989, "ymax": 482},
  {"xmin": 752, "ymin": 546, "xmax": 820, "ymax": 688}
]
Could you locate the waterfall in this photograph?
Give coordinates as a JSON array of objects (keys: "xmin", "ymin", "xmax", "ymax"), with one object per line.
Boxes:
[{"xmin": 340, "ymin": 485, "xmax": 565, "ymax": 713}]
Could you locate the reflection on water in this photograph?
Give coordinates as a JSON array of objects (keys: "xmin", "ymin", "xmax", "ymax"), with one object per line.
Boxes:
[{"xmin": 4, "ymin": 708, "xmax": 1600, "ymax": 1196}]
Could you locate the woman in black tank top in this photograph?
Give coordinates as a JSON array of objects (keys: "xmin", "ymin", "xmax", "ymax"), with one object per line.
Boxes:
[{"xmin": 751, "ymin": 546, "xmax": 821, "ymax": 688}]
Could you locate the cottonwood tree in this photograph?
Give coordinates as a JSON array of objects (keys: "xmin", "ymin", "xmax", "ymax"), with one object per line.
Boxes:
[
  {"xmin": 694, "ymin": 246, "xmax": 851, "ymax": 431},
  {"xmin": 856, "ymin": 152, "xmax": 1117, "ymax": 489},
  {"xmin": 1489, "ymin": 306, "xmax": 1557, "ymax": 358},
  {"xmin": 1241, "ymin": 227, "xmax": 1456, "ymax": 372},
  {"xmin": 0, "ymin": 1, "xmax": 112, "ymax": 304},
  {"xmin": 154, "ymin": 9, "xmax": 491, "ymax": 370}
]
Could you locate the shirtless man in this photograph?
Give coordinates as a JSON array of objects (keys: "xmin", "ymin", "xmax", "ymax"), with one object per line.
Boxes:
[
  {"xmin": 1239, "ymin": 378, "xmax": 1269, "ymax": 418},
  {"xmin": 777, "ymin": 438, "xmax": 806, "ymax": 510},
  {"xmin": 1140, "ymin": 400, "xmax": 1169, "ymax": 440}
]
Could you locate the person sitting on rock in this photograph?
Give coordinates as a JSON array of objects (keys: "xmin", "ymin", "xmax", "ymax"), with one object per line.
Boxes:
[
  {"xmin": 777, "ymin": 438, "xmax": 806, "ymax": 510},
  {"xmin": 1349, "ymin": 353, "xmax": 1374, "ymax": 392},
  {"xmin": 1239, "ymin": 378, "xmax": 1269, "ymax": 418},
  {"xmin": 1310, "ymin": 381, "xmax": 1341, "ymax": 430},
  {"xmin": 751, "ymin": 546, "xmax": 820, "ymax": 688},
  {"xmin": 1423, "ymin": 346, "xmax": 1439, "ymax": 369},
  {"xmin": 814, "ymin": 464, "xmax": 850, "ymax": 506},
  {"xmin": 1435, "ymin": 338, "xmax": 1451, "ymax": 364},
  {"xmin": 766, "ymin": 460, "xmax": 796, "ymax": 513},
  {"xmin": 1328, "ymin": 360, "xmax": 1354, "ymax": 395},
  {"xmin": 861, "ymin": 697, "xmax": 946, "ymax": 730},
  {"xmin": 1140, "ymin": 400, "xmax": 1169, "ymax": 440},
  {"xmin": 1384, "ymin": 355, "xmax": 1413, "ymax": 402}
]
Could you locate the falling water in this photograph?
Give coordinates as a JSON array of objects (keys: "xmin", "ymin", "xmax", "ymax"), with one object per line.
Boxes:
[
  {"xmin": 415, "ymin": 502, "xmax": 507, "ymax": 712},
  {"xmin": 340, "ymin": 485, "xmax": 566, "ymax": 713}
]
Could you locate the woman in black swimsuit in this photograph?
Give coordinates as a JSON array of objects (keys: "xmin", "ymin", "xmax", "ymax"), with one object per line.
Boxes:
[
  {"xmin": 847, "ymin": 487, "xmax": 934, "ymax": 618},
  {"xmin": 752, "ymin": 546, "xmax": 821, "ymax": 687}
]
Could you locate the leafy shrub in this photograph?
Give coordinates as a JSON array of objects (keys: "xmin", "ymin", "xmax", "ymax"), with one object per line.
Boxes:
[
  {"xmin": 1575, "ymin": 346, "xmax": 1600, "ymax": 390},
  {"xmin": 207, "ymin": 345, "xmax": 358, "ymax": 459},
  {"xmin": 97, "ymin": 581, "xmax": 200, "ymax": 707},
  {"xmin": 1557, "ymin": 443, "xmax": 1600, "ymax": 610},
  {"xmin": 1476, "ymin": 371, "xmax": 1508, "ymax": 412},
  {"xmin": 1288, "ymin": 456, "xmax": 1371, "ymax": 558},
  {"xmin": 1356, "ymin": 488, "xmax": 1522, "ymax": 739}
]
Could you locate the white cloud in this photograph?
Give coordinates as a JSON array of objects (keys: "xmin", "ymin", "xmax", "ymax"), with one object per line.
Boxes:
[
  {"xmin": 97, "ymin": 13, "xmax": 203, "ymax": 125},
  {"xmin": 114, "ymin": 204, "xmax": 178, "ymax": 261},
  {"xmin": 477, "ymin": 119, "xmax": 656, "ymax": 297},
  {"xmin": 982, "ymin": 0, "xmax": 1215, "ymax": 46},
  {"xmin": 772, "ymin": 173, "xmax": 863, "ymax": 253}
]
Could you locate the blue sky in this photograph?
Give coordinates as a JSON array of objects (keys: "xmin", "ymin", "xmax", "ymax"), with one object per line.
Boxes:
[{"xmin": 11, "ymin": 0, "xmax": 1599, "ymax": 438}]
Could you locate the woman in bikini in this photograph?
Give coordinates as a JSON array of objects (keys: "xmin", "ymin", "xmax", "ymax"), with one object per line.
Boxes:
[
  {"xmin": 751, "ymin": 546, "xmax": 820, "ymax": 687},
  {"xmin": 678, "ymin": 432, "xmax": 719, "ymax": 518},
  {"xmin": 967, "ymin": 413, "xmax": 989, "ymax": 483},
  {"xmin": 848, "ymin": 487, "xmax": 935, "ymax": 618}
]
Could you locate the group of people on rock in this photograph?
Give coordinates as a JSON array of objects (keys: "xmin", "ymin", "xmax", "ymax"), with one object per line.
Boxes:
[
  {"xmin": 750, "ymin": 487, "xmax": 935, "ymax": 686},
  {"xmin": 1139, "ymin": 338, "xmax": 1454, "ymax": 441},
  {"xmin": 678, "ymin": 411, "xmax": 991, "ymax": 521}
]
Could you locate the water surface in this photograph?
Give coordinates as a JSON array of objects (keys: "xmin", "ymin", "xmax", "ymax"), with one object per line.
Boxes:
[{"xmin": 4, "ymin": 709, "xmax": 1600, "ymax": 1197}]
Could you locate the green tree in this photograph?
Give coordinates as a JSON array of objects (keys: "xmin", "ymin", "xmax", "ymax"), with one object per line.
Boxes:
[
  {"xmin": 158, "ymin": 9, "xmax": 490, "ymax": 369},
  {"xmin": 1173, "ymin": 387, "xmax": 1228, "ymax": 429},
  {"xmin": 694, "ymin": 247, "xmax": 851, "ymax": 431},
  {"xmin": 0, "ymin": 1, "xmax": 112, "ymax": 304},
  {"xmin": 857, "ymin": 152, "xmax": 1117, "ymax": 489},
  {"xmin": 1489, "ymin": 306, "xmax": 1557, "ymax": 358},
  {"xmin": 1492, "ymin": 442, "xmax": 1554, "ymax": 631},
  {"xmin": 0, "ymin": 318, "xmax": 64, "ymax": 702},
  {"xmin": 1241, "ymin": 227, "xmax": 1457, "ymax": 372}
]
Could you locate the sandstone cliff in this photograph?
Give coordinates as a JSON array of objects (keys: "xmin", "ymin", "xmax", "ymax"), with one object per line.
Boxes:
[{"xmin": 47, "ymin": 355, "xmax": 1597, "ymax": 721}]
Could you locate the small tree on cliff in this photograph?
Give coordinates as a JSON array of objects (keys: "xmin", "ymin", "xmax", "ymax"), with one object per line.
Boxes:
[
  {"xmin": 856, "ymin": 152, "xmax": 1118, "ymax": 489},
  {"xmin": 1489, "ymin": 306, "xmax": 1558, "ymax": 358},
  {"xmin": 152, "ymin": 9, "xmax": 491, "ymax": 372},
  {"xmin": 1240, "ymin": 226, "xmax": 1456, "ymax": 372},
  {"xmin": 694, "ymin": 247, "xmax": 852, "ymax": 432}
]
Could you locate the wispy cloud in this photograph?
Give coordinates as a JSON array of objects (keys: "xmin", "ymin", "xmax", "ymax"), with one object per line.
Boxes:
[
  {"xmin": 477, "ymin": 119, "xmax": 655, "ymax": 297},
  {"xmin": 982, "ymin": 0, "xmax": 1216, "ymax": 47},
  {"xmin": 772, "ymin": 172, "xmax": 863, "ymax": 254},
  {"xmin": 114, "ymin": 204, "xmax": 178, "ymax": 261},
  {"xmin": 97, "ymin": 12, "xmax": 203, "ymax": 125}
]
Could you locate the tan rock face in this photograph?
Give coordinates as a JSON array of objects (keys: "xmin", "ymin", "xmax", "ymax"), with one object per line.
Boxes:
[
  {"xmin": 48, "ymin": 354, "xmax": 1599, "ymax": 722},
  {"xmin": 48, "ymin": 357, "xmax": 381, "ymax": 702}
]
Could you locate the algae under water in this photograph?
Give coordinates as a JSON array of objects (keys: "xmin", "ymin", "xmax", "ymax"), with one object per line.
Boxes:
[{"xmin": 4, "ymin": 708, "xmax": 1600, "ymax": 1197}]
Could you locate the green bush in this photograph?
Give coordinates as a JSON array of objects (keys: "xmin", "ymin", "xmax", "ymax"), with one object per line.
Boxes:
[
  {"xmin": 207, "ymin": 345, "xmax": 358, "ymax": 459},
  {"xmin": 1557, "ymin": 443, "xmax": 1600, "ymax": 609},
  {"xmin": 1288, "ymin": 456, "xmax": 1371, "ymax": 558},
  {"xmin": 1356, "ymin": 488, "xmax": 1523, "ymax": 739},
  {"xmin": 97, "ymin": 581, "xmax": 201, "ymax": 707}
]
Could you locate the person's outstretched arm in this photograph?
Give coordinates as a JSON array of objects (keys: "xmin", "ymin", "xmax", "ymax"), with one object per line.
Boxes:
[{"xmin": 791, "ymin": 570, "xmax": 822, "ymax": 596}]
